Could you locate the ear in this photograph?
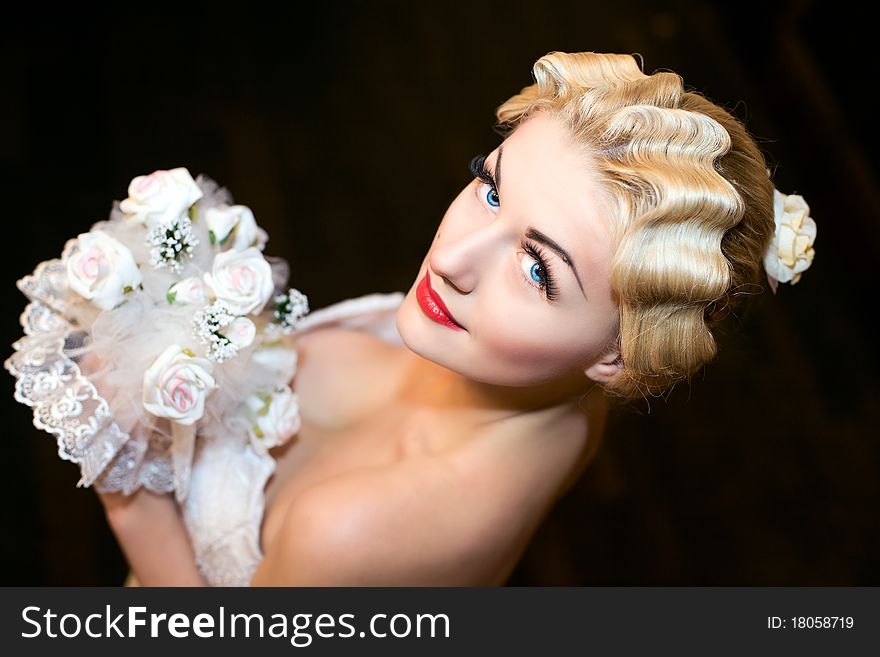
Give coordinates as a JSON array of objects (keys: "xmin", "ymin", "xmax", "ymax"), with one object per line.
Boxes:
[{"xmin": 584, "ymin": 348, "xmax": 623, "ymax": 385}]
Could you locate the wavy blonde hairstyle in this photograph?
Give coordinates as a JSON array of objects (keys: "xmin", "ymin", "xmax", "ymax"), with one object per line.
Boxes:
[{"xmin": 495, "ymin": 51, "xmax": 775, "ymax": 402}]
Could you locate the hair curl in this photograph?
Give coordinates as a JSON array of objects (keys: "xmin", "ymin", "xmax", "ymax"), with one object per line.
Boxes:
[{"xmin": 494, "ymin": 51, "xmax": 775, "ymax": 402}]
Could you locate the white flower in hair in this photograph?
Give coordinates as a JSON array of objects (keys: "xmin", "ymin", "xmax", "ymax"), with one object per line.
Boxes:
[
  {"xmin": 763, "ymin": 188, "xmax": 817, "ymax": 293},
  {"xmin": 205, "ymin": 204, "xmax": 268, "ymax": 252},
  {"xmin": 119, "ymin": 167, "xmax": 204, "ymax": 230},
  {"xmin": 65, "ymin": 230, "xmax": 143, "ymax": 310}
]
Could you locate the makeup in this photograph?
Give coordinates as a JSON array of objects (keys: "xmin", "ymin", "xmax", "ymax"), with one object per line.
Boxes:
[{"xmin": 416, "ymin": 272, "xmax": 465, "ymax": 331}]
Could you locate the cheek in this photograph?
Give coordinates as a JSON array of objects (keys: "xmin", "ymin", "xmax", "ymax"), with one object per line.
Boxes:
[{"xmin": 471, "ymin": 304, "xmax": 594, "ymax": 383}]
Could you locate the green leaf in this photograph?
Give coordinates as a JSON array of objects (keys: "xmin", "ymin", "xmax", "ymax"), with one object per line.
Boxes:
[
  {"xmin": 257, "ymin": 399, "xmax": 272, "ymax": 416},
  {"xmin": 219, "ymin": 227, "xmax": 233, "ymax": 245},
  {"xmin": 123, "ymin": 285, "xmax": 133, "ymax": 294},
  {"xmin": 166, "ymin": 290, "xmax": 177, "ymax": 304},
  {"xmin": 209, "ymin": 230, "xmax": 216, "ymax": 245},
  {"xmin": 188, "ymin": 206, "xmax": 198, "ymax": 222},
  {"xmin": 253, "ymin": 391, "xmax": 273, "ymax": 417}
]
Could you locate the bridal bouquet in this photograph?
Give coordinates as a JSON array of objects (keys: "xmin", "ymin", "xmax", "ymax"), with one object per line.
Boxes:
[{"xmin": 4, "ymin": 168, "xmax": 310, "ymax": 502}]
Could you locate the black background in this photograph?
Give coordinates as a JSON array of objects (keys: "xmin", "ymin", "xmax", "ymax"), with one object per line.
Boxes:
[{"xmin": 1, "ymin": 1, "xmax": 877, "ymax": 585}]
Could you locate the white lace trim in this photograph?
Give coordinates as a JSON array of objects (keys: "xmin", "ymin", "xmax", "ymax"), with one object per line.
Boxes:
[{"xmin": 5, "ymin": 298, "xmax": 176, "ymax": 494}]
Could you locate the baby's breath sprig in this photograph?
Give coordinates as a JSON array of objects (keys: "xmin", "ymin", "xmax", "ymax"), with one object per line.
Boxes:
[
  {"xmin": 272, "ymin": 288, "xmax": 309, "ymax": 333},
  {"xmin": 147, "ymin": 214, "xmax": 199, "ymax": 273},
  {"xmin": 192, "ymin": 300, "xmax": 238, "ymax": 362}
]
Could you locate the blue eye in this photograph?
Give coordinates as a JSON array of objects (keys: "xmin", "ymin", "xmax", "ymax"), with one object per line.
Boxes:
[
  {"xmin": 518, "ymin": 240, "xmax": 559, "ymax": 302},
  {"xmin": 519, "ymin": 250, "xmax": 547, "ymax": 287},
  {"xmin": 469, "ymin": 154, "xmax": 501, "ymax": 210},
  {"xmin": 528, "ymin": 261, "xmax": 544, "ymax": 283}
]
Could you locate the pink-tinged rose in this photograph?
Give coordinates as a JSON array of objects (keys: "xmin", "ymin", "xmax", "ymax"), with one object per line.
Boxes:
[
  {"xmin": 167, "ymin": 276, "xmax": 206, "ymax": 305},
  {"xmin": 203, "ymin": 247, "xmax": 274, "ymax": 315},
  {"xmin": 119, "ymin": 167, "xmax": 203, "ymax": 230},
  {"xmin": 143, "ymin": 345, "xmax": 217, "ymax": 425},
  {"xmin": 225, "ymin": 317, "xmax": 256, "ymax": 349},
  {"xmin": 65, "ymin": 230, "xmax": 143, "ymax": 310},
  {"xmin": 205, "ymin": 204, "xmax": 268, "ymax": 252},
  {"xmin": 242, "ymin": 384, "xmax": 301, "ymax": 454}
]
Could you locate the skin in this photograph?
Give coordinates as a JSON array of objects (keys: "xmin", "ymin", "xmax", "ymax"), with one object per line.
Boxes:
[
  {"xmin": 395, "ymin": 110, "xmax": 623, "ymax": 404},
  {"xmin": 99, "ymin": 111, "xmax": 625, "ymax": 586}
]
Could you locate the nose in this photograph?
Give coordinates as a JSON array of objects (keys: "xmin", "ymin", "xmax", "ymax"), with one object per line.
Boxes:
[{"xmin": 428, "ymin": 219, "xmax": 501, "ymax": 295}]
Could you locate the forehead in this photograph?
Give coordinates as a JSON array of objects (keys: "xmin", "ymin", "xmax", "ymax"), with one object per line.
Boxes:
[
  {"xmin": 499, "ymin": 112, "xmax": 614, "ymax": 270},
  {"xmin": 502, "ymin": 112, "xmax": 599, "ymax": 197}
]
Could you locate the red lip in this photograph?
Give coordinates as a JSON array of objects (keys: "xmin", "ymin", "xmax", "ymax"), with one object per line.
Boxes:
[{"xmin": 416, "ymin": 272, "xmax": 465, "ymax": 331}]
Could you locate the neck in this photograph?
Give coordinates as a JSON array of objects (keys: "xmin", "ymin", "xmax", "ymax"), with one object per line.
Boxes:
[{"xmin": 396, "ymin": 348, "xmax": 597, "ymax": 427}]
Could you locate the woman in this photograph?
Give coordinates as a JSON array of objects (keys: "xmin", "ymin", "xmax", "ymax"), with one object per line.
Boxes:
[{"xmin": 90, "ymin": 49, "xmax": 813, "ymax": 585}]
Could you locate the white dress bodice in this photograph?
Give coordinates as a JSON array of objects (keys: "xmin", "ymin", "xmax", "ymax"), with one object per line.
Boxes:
[{"xmin": 180, "ymin": 291, "xmax": 405, "ymax": 586}]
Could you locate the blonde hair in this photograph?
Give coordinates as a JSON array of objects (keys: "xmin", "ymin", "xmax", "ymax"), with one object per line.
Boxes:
[{"xmin": 495, "ymin": 51, "xmax": 775, "ymax": 402}]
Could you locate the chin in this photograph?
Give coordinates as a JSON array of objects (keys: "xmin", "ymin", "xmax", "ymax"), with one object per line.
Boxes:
[
  {"xmin": 395, "ymin": 292, "xmax": 463, "ymax": 367},
  {"xmin": 395, "ymin": 288, "xmax": 436, "ymax": 355}
]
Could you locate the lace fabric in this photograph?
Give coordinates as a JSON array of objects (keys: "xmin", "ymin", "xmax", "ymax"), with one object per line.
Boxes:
[{"xmin": 6, "ymin": 293, "xmax": 177, "ymax": 495}]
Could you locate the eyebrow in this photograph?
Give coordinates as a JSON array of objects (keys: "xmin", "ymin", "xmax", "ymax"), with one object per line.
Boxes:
[{"xmin": 494, "ymin": 148, "xmax": 588, "ymax": 299}]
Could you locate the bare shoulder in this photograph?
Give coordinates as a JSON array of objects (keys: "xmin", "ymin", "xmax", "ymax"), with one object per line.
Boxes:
[
  {"xmin": 292, "ymin": 325, "xmax": 405, "ymax": 429},
  {"xmin": 250, "ymin": 451, "xmax": 520, "ymax": 586}
]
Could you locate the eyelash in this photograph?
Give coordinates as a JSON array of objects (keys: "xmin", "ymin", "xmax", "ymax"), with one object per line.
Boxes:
[
  {"xmin": 522, "ymin": 240, "xmax": 559, "ymax": 302},
  {"xmin": 467, "ymin": 154, "xmax": 559, "ymax": 302},
  {"xmin": 468, "ymin": 154, "xmax": 495, "ymax": 188}
]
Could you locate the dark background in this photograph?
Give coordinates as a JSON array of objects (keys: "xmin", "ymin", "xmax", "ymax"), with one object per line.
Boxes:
[{"xmin": 1, "ymin": 0, "xmax": 877, "ymax": 585}]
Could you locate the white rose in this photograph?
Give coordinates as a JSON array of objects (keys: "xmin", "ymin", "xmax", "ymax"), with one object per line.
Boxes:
[
  {"xmin": 143, "ymin": 345, "xmax": 217, "ymax": 425},
  {"xmin": 119, "ymin": 167, "xmax": 203, "ymax": 230},
  {"xmin": 204, "ymin": 206, "xmax": 238, "ymax": 246},
  {"xmin": 764, "ymin": 189, "xmax": 817, "ymax": 285},
  {"xmin": 167, "ymin": 276, "xmax": 206, "ymax": 305},
  {"xmin": 243, "ymin": 385, "xmax": 301, "ymax": 454},
  {"xmin": 205, "ymin": 204, "xmax": 268, "ymax": 252},
  {"xmin": 225, "ymin": 317, "xmax": 256, "ymax": 349},
  {"xmin": 232, "ymin": 211, "xmax": 268, "ymax": 253},
  {"xmin": 203, "ymin": 247, "xmax": 275, "ymax": 315},
  {"xmin": 66, "ymin": 230, "xmax": 143, "ymax": 310}
]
